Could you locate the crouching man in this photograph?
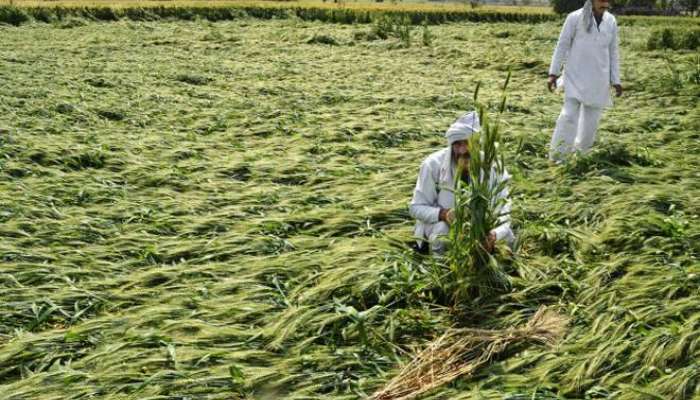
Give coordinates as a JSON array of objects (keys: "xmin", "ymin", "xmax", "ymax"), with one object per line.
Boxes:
[{"xmin": 409, "ymin": 112, "xmax": 515, "ymax": 255}]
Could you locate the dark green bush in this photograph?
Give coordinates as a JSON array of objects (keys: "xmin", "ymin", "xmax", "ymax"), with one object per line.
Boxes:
[
  {"xmin": 30, "ymin": 7, "xmax": 56, "ymax": 23},
  {"xmin": 678, "ymin": 28, "xmax": 700, "ymax": 49},
  {"xmin": 307, "ymin": 34, "xmax": 339, "ymax": 46},
  {"xmin": 175, "ymin": 74, "xmax": 213, "ymax": 86},
  {"xmin": 647, "ymin": 28, "xmax": 700, "ymax": 50},
  {"xmin": 0, "ymin": 6, "xmax": 31, "ymax": 26},
  {"xmin": 550, "ymin": 0, "xmax": 584, "ymax": 15},
  {"xmin": 90, "ymin": 7, "xmax": 119, "ymax": 21}
]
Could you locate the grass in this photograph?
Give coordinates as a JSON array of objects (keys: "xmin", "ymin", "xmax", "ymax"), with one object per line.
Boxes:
[{"xmin": 0, "ymin": 13, "xmax": 698, "ymax": 400}]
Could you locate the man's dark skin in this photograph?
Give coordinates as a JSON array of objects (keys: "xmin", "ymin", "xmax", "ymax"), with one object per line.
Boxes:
[
  {"xmin": 547, "ymin": 0, "xmax": 623, "ymax": 97},
  {"xmin": 437, "ymin": 139, "xmax": 498, "ymax": 253}
]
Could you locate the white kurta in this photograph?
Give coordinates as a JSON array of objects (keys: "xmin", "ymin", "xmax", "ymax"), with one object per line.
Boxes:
[
  {"xmin": 409, "ymin": 148, "xmax": 514, "ymax": 245},
  {"xmin": 549, "ymin": 9, "xmax": 621, "ymax": 108}
]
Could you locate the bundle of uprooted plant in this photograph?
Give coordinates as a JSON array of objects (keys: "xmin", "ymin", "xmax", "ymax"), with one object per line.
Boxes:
[
  {"xmin": 445, "ymin": 77, "xmax": 512, "ymax": 304},
  {"xmin": 370, "ymin": 306, "xmax": 569, "ymax": 400}
]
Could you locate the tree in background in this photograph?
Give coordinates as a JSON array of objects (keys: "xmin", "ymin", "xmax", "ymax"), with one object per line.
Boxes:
[
  {"xmin": 550, "ymin": 0, "xmax": 585, "ymax": 14},
  {"xmin": 551, "ymin": 0, "xmax": 698, "ymax": 15},
  {"xmin": 678, "ymin": 0, "xmax": 699, "ymax": 14}
]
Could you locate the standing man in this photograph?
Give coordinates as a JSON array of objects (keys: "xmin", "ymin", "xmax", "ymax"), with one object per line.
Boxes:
[
  {"xmin": 548, "ymin": 0, "xmax": 622, "ymax": 162},
  {"xmin": 409, "ymin": 112, "xmax": 514, "ymax": 255}
]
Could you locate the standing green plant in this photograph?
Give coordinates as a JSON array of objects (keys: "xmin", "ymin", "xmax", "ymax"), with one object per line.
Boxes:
[
  {"xmin": 396, "ymin": 16, "xmax": 412, "ymax": 47},
  {"xmin": 446, "ymin": 74, "xmax": 512, "ymax": 305},
  {"xmin": 421, "ymin": 20, "xmax": 433, "ymax": 47},
  {"xmin": 369, "ymin": 15, "xmax": 413, "ymax": 47}
]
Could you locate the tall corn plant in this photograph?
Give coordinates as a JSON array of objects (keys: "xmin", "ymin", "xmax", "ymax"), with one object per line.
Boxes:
[{"xmin": 446, "ymin": 74, "xmax": 512, "ymax": 305}]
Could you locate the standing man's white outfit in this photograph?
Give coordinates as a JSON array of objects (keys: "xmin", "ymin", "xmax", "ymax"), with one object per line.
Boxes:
[
  {"xmin": 409, "ymin": 112, "xmax": 514, "ymax": 255},
  {"xmin": 548, "ymin": 0, "xmax": 621, "ymax": 161}
]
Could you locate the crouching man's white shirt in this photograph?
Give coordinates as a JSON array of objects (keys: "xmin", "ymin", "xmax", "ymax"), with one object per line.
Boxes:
[
  {"xmin": 549, "ymin": 9, "xmax": 621, "ymax": 108},
  {"xmin": 409, "ymin": 147, "xmax": 515, "ymax": 248}
]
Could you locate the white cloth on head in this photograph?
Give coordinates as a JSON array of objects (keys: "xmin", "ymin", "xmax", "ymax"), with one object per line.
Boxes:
[
  {"xmin": 409, "ymin": 147, "xmax": 514, "ymax": 251},
  {"xmin": 445, "ymin": 111, "xmax": 480, "ymax": 146},
  {"xmin": 550, "ymin": 97, "xmax": 604, "ymax": 160},
  {"xmin": 548, "ymin": 8, "xmax": 621, "ymax": 108},
  {"xmin": 582, "ymin": 0, "xmax": 594, "ymax": 33}
]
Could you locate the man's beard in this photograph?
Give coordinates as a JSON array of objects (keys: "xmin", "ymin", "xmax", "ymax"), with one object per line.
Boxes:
[{"xmin": 456, "ymin": 154, "xmax": 470, "ymax": 182}]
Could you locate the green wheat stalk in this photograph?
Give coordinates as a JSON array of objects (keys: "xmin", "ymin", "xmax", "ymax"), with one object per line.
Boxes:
[{"xmin": 447, "ymin": 72, "xmax": 512, "ymax": 305}]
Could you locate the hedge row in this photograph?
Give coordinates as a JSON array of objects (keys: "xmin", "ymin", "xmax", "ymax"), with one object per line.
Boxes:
[
  {"xmin": 1, "ymin": 4, "xmax": 696, "ymax": 27},
  {"xmin": 0, "ymin": 4, "xmax": 558, "ymax": 26}
]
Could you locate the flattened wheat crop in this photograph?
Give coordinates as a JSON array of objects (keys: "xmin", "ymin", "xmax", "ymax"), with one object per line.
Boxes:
[{"xmin": 0, "ymin": 15, "xmax": 698, "ymax": 400}]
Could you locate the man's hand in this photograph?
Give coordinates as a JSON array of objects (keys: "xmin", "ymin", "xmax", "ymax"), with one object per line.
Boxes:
[
  {"xmin": 613, "ymin": 84, "xmax": 623, "ymax": 97},
  {"xmin": 446, "ymin": 209, "xmax": 455, "ymax": 225},
  {"xmin": 484, "ymin": 231, "xmax": 497, "ymax": 253},
  {"xmin": 547, "ymin": 74, "xmax": 558, "ymax": 93},
  {"xmin": 439, "ymin": 208, "xmax": 456, "ymax": 225}
]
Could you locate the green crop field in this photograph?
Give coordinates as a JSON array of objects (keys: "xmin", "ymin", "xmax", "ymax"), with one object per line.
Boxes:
[{"xmin": 0, "ymin": 9, "xmax": 698, "ymax": 400}]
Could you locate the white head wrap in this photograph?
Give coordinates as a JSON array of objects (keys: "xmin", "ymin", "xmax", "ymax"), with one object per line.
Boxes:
[
  {"xmin": 445, "ymin": 111, "xmax": 480, "ymax": 146},
  {"xmin": 582, "ymin": 0, "xmax": 595, "ymax": 33}
]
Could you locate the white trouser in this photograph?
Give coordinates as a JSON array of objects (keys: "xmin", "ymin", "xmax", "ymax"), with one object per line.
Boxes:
[
  {"xmin": 421, "ymin": 221, "xmax": 450, "ymax": 255},
  {"xmin": 550, "ymin": 97, "xmax": 604, "ymax": 161}
]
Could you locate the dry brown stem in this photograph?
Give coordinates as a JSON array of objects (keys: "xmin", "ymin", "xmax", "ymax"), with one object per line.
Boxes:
[{"xmin": 370, "ymin": 307, "xmax": 569, "ymax": 400}]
